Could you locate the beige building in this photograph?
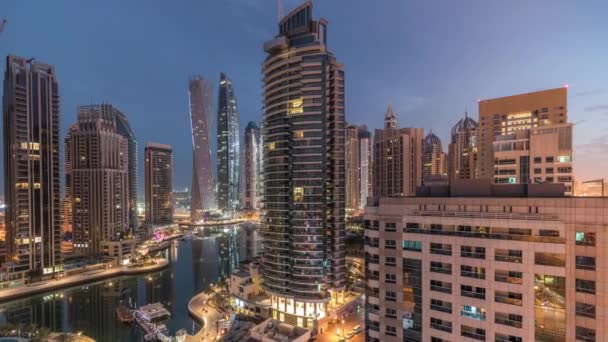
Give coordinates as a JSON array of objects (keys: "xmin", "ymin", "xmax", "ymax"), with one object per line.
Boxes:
[
  {"xmin": 144, "ymin": 142, "xmax": 173, "ymax": 227},
  {"xmin": 478, "ymin": 87, "xmax": 568, "ymax": 179},
  {"xmin": 448, "ymin": 113, "xmax": 478, "ymax": 182},
  {"xmin": 364, "ymin": 181, "xmax": 606, "ymax": 342},
  {"xmin": 494, "ymin": 124, "xmax": 573, "ymax": 195},
  {"xmin": 423, "ymin": 132, "xmax": 447, "ymax": 185},
  {"xmin": 346, "ymin": 124, "xmax": 361, "ymax": 212},
  {"xmin": 373, "ymin": 106, "xmax": 424, "ymax": 197}
]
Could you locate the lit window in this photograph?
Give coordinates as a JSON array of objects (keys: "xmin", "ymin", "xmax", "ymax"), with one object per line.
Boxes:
[
  {"xmin": 288, "ymin": 98, "xmax": 304, "ymax": 115},
  {"xmin": 293, "ymin": 187, "xmax": 304, "ymax": 202},
  {"xmin": 294, "ymin": 131, "xmax": 304, "ymax": 138},
  {"xmin": 268, "ymin": 142, "xmax": 276, "ymax": 151},
  {"xmin": 16, "ymin": 182, "xmax": 29, "ymax": 189},
  {"xmin": 557, "ymin": 155, "xmax": 571, "ymax": 163}
]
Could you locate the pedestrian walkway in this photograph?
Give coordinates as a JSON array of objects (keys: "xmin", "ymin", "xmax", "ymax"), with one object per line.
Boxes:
[{"xmin": 187, "ymin": 288, "xmax": 223, "ymax": 342}]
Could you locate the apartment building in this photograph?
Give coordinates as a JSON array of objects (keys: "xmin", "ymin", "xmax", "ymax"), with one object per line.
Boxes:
[{"xmin": 364, "ymin": 181, "xmax": 606, "ymax": 342}]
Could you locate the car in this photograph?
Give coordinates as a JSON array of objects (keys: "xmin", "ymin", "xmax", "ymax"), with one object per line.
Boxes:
[{"xmin": 352, "ymin": 325, "xmax": 362, "ymax": 334}]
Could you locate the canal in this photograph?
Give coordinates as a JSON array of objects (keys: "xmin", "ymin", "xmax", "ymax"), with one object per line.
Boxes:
[{"xmin": 0, "ymin": 224, "xmax": 257, "ymax": 341}]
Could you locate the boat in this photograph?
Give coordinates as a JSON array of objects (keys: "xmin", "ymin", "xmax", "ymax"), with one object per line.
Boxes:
[{"xmin": 116, "ymin": 305, "xmax": 135, "ymax": 324}]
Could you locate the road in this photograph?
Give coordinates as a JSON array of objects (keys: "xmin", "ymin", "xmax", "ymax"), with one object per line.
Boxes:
[{"xmin": 316, "ymin": 309, "xmax": 364, "ymax": 342}]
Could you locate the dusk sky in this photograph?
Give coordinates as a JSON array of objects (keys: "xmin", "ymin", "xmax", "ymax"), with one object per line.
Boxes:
[{"xmin": 2, "ymin": 0, "xmax": 607, "ymax": 194}]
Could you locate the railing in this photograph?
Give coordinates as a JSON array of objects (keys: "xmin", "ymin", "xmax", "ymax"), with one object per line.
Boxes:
[
  {"xmin": 430, "ymin": 304, "xmax": 452, "ymax": 314},
  {"xmin": 495, "ymin": 254, "xmax": 522, "ymax": 263},
  {"xmin": 461, "ymin": 252, "xmax": 485, "ymax": 259},
  {"xmin": 495, "ymin": 295, "xmax": 522, "ymax": 306},
  {"xmin": 461, "ymin": 330, "xmax": 486, "ymax": 341},
  {"xmin": 430, "ymin": 248, "xmax": 452, "ymax": 256},
  {"xmin": 461, "ymin": 271, "xmax": 485, "ymax": 280},
  {"xmin": 430, "ymin": 285, "xmax": 451, "ymax": 294},
  {"xmin": 404, "ymin": 227, "xmax": 565, "ymax": 244},
  {"xmin": 495, "ymin": 317, "xmax": 522, "ymax": 328},
  {"xmin": 430, "ymin": 323, "xmax": 452, "ymax": 333},
  {"xmin": 462, "ymin": 290, "xmax": 485, "ymax": 300},
  {"xmin": 430, "ymin": 266, "xmax": 452, "ymax": 275},
  {"xmin": 409, "ymin": 209, "xmax": 559, "ymax": 221},
  {"xmin": 461, "ymin": 310, "xmax": 486, "ymax": 321}
]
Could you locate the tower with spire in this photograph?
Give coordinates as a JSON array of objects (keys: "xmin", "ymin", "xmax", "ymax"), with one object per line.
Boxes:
[
  {"xmin": 384, "ymin": 105, "xmax": 398, "ymax": 129},
  {"xmin": 448, "ymin": 110, "xmax": 479, "ymax": 182}
]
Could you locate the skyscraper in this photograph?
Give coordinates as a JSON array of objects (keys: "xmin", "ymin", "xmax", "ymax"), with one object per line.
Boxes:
[
  {"xmin": 358, "ymin": 126, "xmax": 372, "ymax": 209},
  {"xmin": 114, "ymin": 110, "xmax": 137, "ymax": 234},
  {"xmin": 447, "ymin": 112, "xmax": 478, "ymax": 182},
  {"xmin": 422, "ymin": 131, "xmax": 447, "ymax": 184},
  {"xmin": 69, "ymin": 105, "xmax": 130, "ymax": 255},
  {"xmin": 242, "ymin": 121, "xmax": 261, "ymax": 210},
  {"xmin": 373, "ymin": 106, "xmax": 423, "ymax": 197},
  {"xmin": 216, "ymin": 72, "xmax": 241, "ymax": 211},
  {"xmin": 261, "ymin": 1, "xmax": 346, "ymax": 327},
  {"xmin": 189, "ymin": 76, "xmax": 216, "ymax": 221},
  {"xmin": 3, "ymin": 55, "xmax": 62, "ymax": 277},
  {"xmin": 62, "ymin": 123, "xmax": 77, "ymax": 234},
  {"xmin": 477, "ymin": 87, "xmax": 568, "ymax": 179},
  {"xmin": 345, "ymin": 124, "xmax": 361, "ymax": 212},
  {"xmin": 145, "ymin": 142, "xmax": 173, "ymax": 226}
]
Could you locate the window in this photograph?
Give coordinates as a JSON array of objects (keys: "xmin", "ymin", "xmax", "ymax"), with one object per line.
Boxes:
[
  {"xmin": 385, "ymin": 308, "xmax": 397, "ymax": 319},
  {"xmin": 576, "ymin": 256, "xmax": 596, "ymax": 271},
  {"xmin": 461, "ymin": 325, "xmax": 485, "ymax": 341},
  {"xmin": 293, "ymin": 187, "xmax": 304, "ymax": 202},
  {"xmin": 461, "ymin": 265, "xmax": 485, "ymax": 279},
  {"xmin": 534, "ymin": 252, "xmax": 565, "ymax": 267},
  {"xmin": 268, "ymin": 142, "xmax": 276, "ymax": 151},
  {"xmin": 545, "ymin": 156, "xmax": 554, "ymax": 163},
  {"xmin": 430, "ymin": 299, "xmax": 452, "ymax": 313},
  {"xmin": 576, "ymin": 279, "xmax": 595, "ymax": 294},
  {"xmin": 385, "ymin": 273, "xmax": 396, "ymax": 284},
  {"xmin": 385, "ymin": 325, "xmax": 396, "ymax": 337},
  {"xmin": 430, "ymin": 318, "xmax": 452, "ymax": 333},
  {"xmin": 403, "ymin": 240, "xmax": 421, "ymax": 251},
  {"xmin": 430, "ymin": 280, "xmax": 451, "ymax": 294},
  {"xmin": 495, "ymin": 291, "xmax": 522, "ymax": 306},
  {"xmin": 430, "ymin": 243, "xmax": 451, "ymax": 255},
  {"xmin": 384, "ymin": 240, "xmax": 396, "ymax": 249},
  {"xmin": 495, "ymin": 312, "xmax": 522, "ymax": 328},
  {"xmin": 495, "ymin": 249, "xmax": 522, "ymax": 263},
  {"xmin": 384, "ymin": 222, "xmax": 397, "ymax": 232},
  {"xmin": 495, "ymin": 270, "xmax": 523, "ymax": 284},
  {"xmin": 461, "ymin": 285, "xmax": 485, "ymax": 299},
  {"xmin": 545, "ymin": 167, "xmax": 554, "ymax": 174},
  {"xmin": 575, "ymin": 302, "xmax": 595, "ymax": 318},
  {"xmin": 534, "ymin": 168, "xmax": 542, "ymax": 174},
  {"xmin": 430, "ymin": 261, "xmax": 451, "ymax": 275},
  {"xmin": 575, "ymin": 326, "xmax": 595, "ymax": 342},
  {"xmin": 557, "ymin": 155, "xmax": 571, "ymax": 163},
  {"xmin": 294, "ymin": 130, "xmax": 304, "ymax": 138},
  {"xmin": 461, "ymin": 305, "xmax": 486, "ymax": 321},
  {"xmin": 575, "ymin": 232, "xmax": 595, "ymax": 246},
  {"xmin": 461, "ymin": 246, "xmax": 485, "ymax": 259},
  {"xmin": 287, "ymin": 98, "xmax": 303, "ymax": 115},
  {"xmin": 533, "ymin": 156, "xmax": 542, "ymax": 163},
  {"xmin": 385, "ymin": 257, "xmax": 396, "ymax": 266},
  {"xmin": 539, "ymin": 229, "xmax": 559, "ymax": 237},
  {"xmin": 495, "ymin": 333, "xmax": 522, "ymax": 342},
  {"xmin": 385, "ymin": 291, "xmax": 397, "ymax": 302}
]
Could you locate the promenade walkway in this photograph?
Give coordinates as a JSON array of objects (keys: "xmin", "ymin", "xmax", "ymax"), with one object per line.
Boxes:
[
  {"xmin": 187, "ymin": 288, "xmax": 223, "ymax": 342},
  {"xmin": 0, "ymin": 258, "xmax": 169, "ymax": 303}
]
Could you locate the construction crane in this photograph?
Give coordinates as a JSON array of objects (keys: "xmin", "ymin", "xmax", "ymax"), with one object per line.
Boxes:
[{"xmin": 0, "ymin": 19, "xmax": 6, "ymax": 36}]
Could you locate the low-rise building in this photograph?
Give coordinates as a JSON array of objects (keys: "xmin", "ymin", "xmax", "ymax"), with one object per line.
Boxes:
[
  {"xmin": 100, "ymin": 239, "xmax": 139, "ymax": 265},
  {"xmin": 230, "ymin": 260, "xmax": 270, "ymax": 318},
  {"xmin": 365, "ymin": 180, "xmax": 606, "ymax": 342}
]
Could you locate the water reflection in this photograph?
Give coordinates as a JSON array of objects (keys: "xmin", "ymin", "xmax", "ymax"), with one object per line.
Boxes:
[{"xmin": 0, "ymin": 225, "xmax": 251, "ymax": 341}]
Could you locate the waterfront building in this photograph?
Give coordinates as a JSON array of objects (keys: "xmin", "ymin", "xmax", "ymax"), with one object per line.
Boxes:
[
  {"xmin": 493, "ymin": 123, "xmax": 573, "ymax": 195},
  {"xmin": 189, "ymin": 76, "xmax": 216, "ymax": 221},
  {"xmin": 62, "ymin": 123, "xmax": 77, "ymax": 235},
  {"xmin": 359, "ymin": 126, "xmax": 372, "ymax": 209},
  {"xmin": 261, "ymin": 1, "xmax": 346, "ymax": 327},
  {"xmin": 478, "ymin": 87, "xmax": 568, "ymax": 179},
  {"xmin": 2, "ymin": 55, "xmax": 62, "ymax": 277},
  {"xmin": 114, "ymin": 109, "xmax": 138, "ymax": 234},
  {"xmin": 217, "ymin": 72, "xmax": 241, "ymax": 211},
  {"xmin": 364, "ymin": 180, "xmax": 605, "ymax": 342},
  {"xmin": 422, "ymin": 131, "xmax": 447, "ymax": 185},
  {"xmin": 242, "ymin": 121, "xmax": 262, "ymax": 210},
  {"xmin": 144, "ymin": 142, "xmax": 173, "ymax": 227},
  {"xmin": 345, "ymin": 124, "xmax": 361, "ymax": 213},
  {"xmin": 69, "ymin": 105, "xmax": 130, "ymax": 255},
  {"xmin": 373, "ymin": 106, "xmax": 424, "ymax": 197},
  {"xmin": 447, "ymin": 112, "xmax": 478, "ymax": 182}
]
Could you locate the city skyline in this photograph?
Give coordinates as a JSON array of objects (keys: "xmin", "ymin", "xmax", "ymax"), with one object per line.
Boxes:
[{"xmin": 1, "ymin": 1, "xmax": 607, "ymax": 192}]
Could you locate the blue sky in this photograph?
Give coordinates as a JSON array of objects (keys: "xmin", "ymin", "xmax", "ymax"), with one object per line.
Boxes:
[{"xmin": 2, "ymin": 0, "xmax": 608, "ymax": 194}]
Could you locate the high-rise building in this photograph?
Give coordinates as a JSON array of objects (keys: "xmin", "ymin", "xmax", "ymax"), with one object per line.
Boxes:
[
  {"xmin": 62, "ymin": 123, "xmax": 77, "ymax": 234},
  {"xmin": 422, "ymin": 131, "xmax": 447, "ymax": 184},
  {"xmin": 358, "ymin": 126, "xmax": 372, "ymax": 210},
  {"xmin": 373, "ymin": 106, "xmax": 423, "ymax": 197},
  {"xmin": 364, "ymin": 181, "xmax": 605, "ymax": 342},
  {"xmin": 448, "ymin": 112, "xmax": 478, "ymax": 182},
  {"xmin": 2, "ymin": 55, "xmax": 62, "ymax": 277},
  {"xmin": 478, "ymin": 87, "xmax": 568, "ymax": 179},
  {"xmin": 189, "ymin": 76, "xmax": 216, "ymax": 221},
  {"xmin": 345, "ymin": 124, "xmax": 361, "ymax": 213},
  {"xmin": 69, "ymin": 105, "xmax": 130, "ymax": 255},
  {"xmin": 217, "ymin": 72, "xmax": 241, "ymax": 211},
  {"xmin": 114, "ymin": 109, "xmax": 138, "ymax": 234},
  {"xmin": 144, "ymin": 142, "xmax": 173, "ymax": 226},
  {"xmin": 493, "ymin": 124, "xmax": 573, "ymax": 194},
  {"xmin": 242, "ymin": 121, "xmax": 262, "ymax": 210},
  {"xmin": 261, "ymin": 1, "xmax": 346, "ymax": 327}
]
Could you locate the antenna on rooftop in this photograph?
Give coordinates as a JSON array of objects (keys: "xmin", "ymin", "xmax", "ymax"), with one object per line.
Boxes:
[{"xmin": 278, "ymin": 0, "xmax": 284, "ymax": 22}]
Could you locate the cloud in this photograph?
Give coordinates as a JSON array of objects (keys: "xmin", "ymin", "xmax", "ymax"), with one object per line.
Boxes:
[
  {"xmin": 573, "ymin": 88, "xmax": 605, "ymax": 98},
  {"xmin": 584, "ymin": 105, "xmax": 608, "ymax": 112}
]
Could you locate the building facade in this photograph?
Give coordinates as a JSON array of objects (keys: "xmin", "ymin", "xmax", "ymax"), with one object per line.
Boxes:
[
  {"xmin": 242, "ymin": 121, "xmax": 262, "ymax": 210},
  {"xmin": 261, "ymin": 1, "xmax": 346, "ymax": 328},
  {"xmin": 373, "ymin": 106, "xmax": 423, "ymax": 197},
  {"xmin": 359, "ymin": 126, "xmax": 372, "ymax": 210},
  {"xmin": 62, "ymin": 123, "xmax": 77, "ymax": 235},
  {"xmin": 447, "ymin": 113, "xmax": 478, "ymax": 182},
  {"xmin": 69, "ymin": 105, "xmax": 130, "ymax": 255},
  {"xmin": 189, "ymin": 76, "xmax": 216, "ymax": 221},
  {"xmin": 364, "ymin": 183, "xmax": 605, "ymax": 342},
  {"xmin": 478, "ymin": 87, "xmax": 568, "ymax": 180},
  {"xmin": 493, "ymin": 123, "xmax": 573, "ymax": 195},
  {"xmin": 2, "ymin": 55, "xmax": 62, "ymax": 277},
  {"xmin": 423, "ymin": 131, "xmax": 447, "ymax": 184},
  {"xmin": 217, "ymin": 72, "xmax": 241, "ymax": 211},
  {"xmin": 144, "ymin": 142, "xmax": 173, "ymax": 226},
  {"xmin": 113, "ymin": 110, "xmax": 137, "ymax": 233},
  {"xmin": 346, "ymin": 124, "xmax": 361, "ymax": 213}
]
